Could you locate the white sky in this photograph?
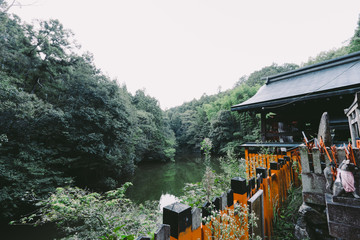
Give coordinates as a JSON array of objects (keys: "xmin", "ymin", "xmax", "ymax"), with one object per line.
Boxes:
[{"xmin": 8, "ymin": 0, "xmax": 360, "ymax": 109}]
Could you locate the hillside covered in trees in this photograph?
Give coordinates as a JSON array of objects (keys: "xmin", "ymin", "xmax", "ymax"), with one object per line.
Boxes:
[
  {"xmin": 1, "ymin": 0, "xmax": 360, "ymax": 229},
  {"xmin": 167, "ymin": 14, "xmax": 360, "ymax": 155},
  {"xmin": 0, "ymin": 2, "xmax": 176, "ymax": 219}
]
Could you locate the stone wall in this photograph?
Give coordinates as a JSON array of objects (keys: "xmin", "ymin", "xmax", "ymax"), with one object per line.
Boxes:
[{"xmin": 298, "ymin": 145, "xmax": 360, "ymax": 240}]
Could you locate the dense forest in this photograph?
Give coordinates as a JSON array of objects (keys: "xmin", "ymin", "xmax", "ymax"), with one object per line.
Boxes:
[
  {"xmin": 167, "ymin": 14, "xmax": 360, "ymax": 155},
  {"xmin": 1, "ymin": 0, "xmax": 360, "ymax": 232},
  {"xmin": 0, "ymin": 1, "xmax": 177, "ymax": 220}
]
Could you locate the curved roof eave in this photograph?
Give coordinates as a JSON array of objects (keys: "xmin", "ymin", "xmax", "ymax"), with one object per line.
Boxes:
[{"xmin": 231, "ymin": 51, "xmax": 360, "ymax": 112}]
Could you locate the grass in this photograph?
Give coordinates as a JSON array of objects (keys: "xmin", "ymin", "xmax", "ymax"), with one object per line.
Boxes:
[{"xmin": 272, "ymin": 186, "xmax": 303, "ymax": 240}]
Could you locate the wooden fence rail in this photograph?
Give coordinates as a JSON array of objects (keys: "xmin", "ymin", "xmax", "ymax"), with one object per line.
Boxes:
[{"xmin": 148, "ymin": 149, "xmax": 301, "ymax": 240}]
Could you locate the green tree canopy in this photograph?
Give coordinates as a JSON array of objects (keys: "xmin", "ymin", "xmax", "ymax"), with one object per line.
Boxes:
[{"xmin": 0, "ymin": 9, "xmax": 176, "ymax": 220}]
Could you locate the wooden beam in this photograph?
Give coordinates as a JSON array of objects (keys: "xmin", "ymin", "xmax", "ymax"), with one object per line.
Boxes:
[{"xmin": 261, "ymin": 111, "xmax": 266, "ymax": 142}]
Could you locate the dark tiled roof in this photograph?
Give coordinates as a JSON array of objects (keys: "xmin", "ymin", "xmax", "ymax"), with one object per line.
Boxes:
[
  {"xmin": 240, "ymin": 142, "xmax": 302, "ymax": 148},
  {"xmin": 231, "ymin": 51, "xmax": 360, "ymax": 112}
]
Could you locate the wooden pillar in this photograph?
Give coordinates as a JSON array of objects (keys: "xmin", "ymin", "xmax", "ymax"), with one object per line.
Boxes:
[
  {"xmin": 248, "ymin": 189, "xmax": 265, "ymax": 239},
  {"xmin": 270, "ymin": 161, "xmax": 281, "ymax": 207},
  {"xmin": 154, "ymin": 225, "xmax": 170, "ymax": 240},
  {"xmin": 163, "ymin": 202, "xmax": 192, "ymax": 240},
  {"xmin": 191, "ymin": 208, "xmax": 201, "ymax": 240},
  {"xmin": 256, "ymin": 167, "xmax": 271, "ymax": 238},
  {"xmin": 230, "ymin": 178, "xmax": 249, "ymax": 239},
  {"xmin": 231, "ymin": 177, "xmax": 248, "ymax": 206},
  {"xmin": 245, "ymin": 147, "xmax": 250, "ymax": 178},
  {"xmin": 344, "ymin": 92, "xmax": 360, "ymax": 145},
  {"xmin": 261, "ymin": 111, "xmax": 266, "ymax": 142}
]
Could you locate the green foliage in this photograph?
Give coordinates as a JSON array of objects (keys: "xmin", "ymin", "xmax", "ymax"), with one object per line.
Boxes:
[
  {"xmin": 349, "ymin": 14, "xmax": 360, "ymax": 53},
  {"xmin": 204, "ymin": 203, "xmax": 261, "ymax": 240},
  {"xmin": 200, "ymin": 138, "xmax": 212, "ymax": 163},
  {"xmin": 132, "ymin": 90, "xmax": 176, "ymax": 162},
  {"xmin": 16, "ymin": 183, "xmax": 161, "ymax": 240},
  {"xmin": 167, "ymin": 11, "xmax": 360, "ymax": 155},
  {"xmin": 0, "ymin": 133, "xmax": 8, "ymax": 146},
  {"xmin": 167, "ymin": 62, "xmax": 297, "ymax": 155},
  {"xmin": 303, "ymin": 14, "xmax": 360, "ymax": 65},
  {"xmin": 303, "ymin": 47, "xmax": 349, "ymax": 66},
  {"xmin": 181, "ymin": 145, "xmax": 246, "ymax": 208},
  {"xmin": 0, "ymin": 82, "xmax": 73, "ymax": 218},
  {"xmin": 181, "ymin": 140, "xmax": 258, "ymax": 240},
  {"xmin": 240, "ymin": 63, "xmax": 299, "ymax": 87},
  {"xmin": 272, "ymin": 186, "xmax": 302, "ymax": 240},
  {"xmin": 0, "ymin": 9, "xmax": 176, "ymax": 220},
  {"xmin": 219, "ymin": 148, "xmax": 247, "ymax": 183},
  {"xmin": 2, "ymin": 3, "xmax": 360, "ymax": 237}
]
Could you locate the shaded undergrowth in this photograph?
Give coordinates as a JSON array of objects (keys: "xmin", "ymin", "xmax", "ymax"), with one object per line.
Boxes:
[{"xmin": 272, "ymin": 186, "xmax": 303, "ymax": 240}]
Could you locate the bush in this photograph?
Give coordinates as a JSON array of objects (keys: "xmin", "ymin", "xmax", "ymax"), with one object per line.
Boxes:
[{"xmin": 14, "ymin": 183, "xmax": 161, "ymax": 240}]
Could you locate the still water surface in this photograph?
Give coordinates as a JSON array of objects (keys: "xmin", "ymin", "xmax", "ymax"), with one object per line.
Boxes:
[{"xmin": 126, "ymin": 153, "xmax": 221, "ymax": 209}]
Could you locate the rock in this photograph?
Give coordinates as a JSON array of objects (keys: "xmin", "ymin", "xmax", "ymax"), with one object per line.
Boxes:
[
  {"xmin": 295, "ymin": 203, "xmax": 336, "ymax": 240},
  {"xmin": 317, "ymin": 112, "xmax": 331, "ymax": 147},
  {"xmin": 324, "ymin": 166, "xmax": 334, "ymax": 194},
  {"xmin": 294, "ymin": 215, "xmax": 310, "ymax": 240}
]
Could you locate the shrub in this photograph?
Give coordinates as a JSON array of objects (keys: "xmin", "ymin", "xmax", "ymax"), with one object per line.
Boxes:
[{"xmin": 13, "ymin": 183, "xmax": 161, "ymax": 239}]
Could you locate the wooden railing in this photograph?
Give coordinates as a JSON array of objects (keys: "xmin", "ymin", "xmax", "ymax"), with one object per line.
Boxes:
[{"xmin": 146, "ymin": 148, "xmax": 302, "ymax": 240}]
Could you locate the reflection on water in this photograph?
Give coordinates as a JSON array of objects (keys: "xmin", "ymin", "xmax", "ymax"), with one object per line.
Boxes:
[
  {"xmin": 159, "ymin": 193, "xmax": 179, "ymax": 211},
  {"xmin": 126, "ymin": 154, "xmax": 220, "ymax": 208},
  {"xmin": 3, "ymin": 154, "xmax": 219, "ymax": 238}
]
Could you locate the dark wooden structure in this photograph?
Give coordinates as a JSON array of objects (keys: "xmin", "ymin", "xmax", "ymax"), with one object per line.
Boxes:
[
  {"xmin": 344, "ymin": 92, "xmax": 360, "ymax": 146},
  {"xmin": 231, "ymin": 51, "xmax": 360, "ymax": 144}
]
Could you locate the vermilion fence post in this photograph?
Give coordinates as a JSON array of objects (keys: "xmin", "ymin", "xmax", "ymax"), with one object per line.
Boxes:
[
  {"xmin": 161, "ymin": 149, "xmax": 301, "ymax": 240},
  {"xmin": 163, "ymin": 202, "xmax": 192, "ymax": 240},
  {"xmin": 270, "ymin": 161, "xmax": 281, "ymax": 214},
  {"xmin": 154, "ymin": 225, "xmax": 170, "ymax": 240},
  {"xmin": 256, "ymin": 167, "xmax": 271, "ymax": 238},
  {"xmin": 231, "ymin": 177, "xmax": 248, "ymax": 206}
]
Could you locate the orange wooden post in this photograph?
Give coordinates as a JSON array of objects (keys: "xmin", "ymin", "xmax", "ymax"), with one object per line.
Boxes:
[
  {"xmin": 264, "ymin": 178, "xmax": 271, "ymax": 239},
  {"xmin": 245, "ymin": 148, "xmax": 250, "ymax": 178},
  {"xmin": 286, "ymin": 153, "xmax": 293, "ymax": 183},
  {"xmin": 190, "ymin": 208, "xmax": 201, "ymax": 240},
  {"xmin": 163, "ymin": 202, "xmax": 192, "ymax": 240},
  {"xmin": 291, "ymin": 149, "xmax": 301, "ymax": 186},
  {"xmin": 270, "ymin": 161, "xmax": 281, "ymax": 213},
  {"xmin": 256, "ymin": 167, "xmax": 271, "ymax": 238},
  {"xmin": 248, "ymin": 154, "xmax": 251, "ymax": 178},
  {"xmin": 262, "ymin": 154, "xmax": 266, "ymax": 168},
  {"xmin": 177, "ymin": 226, "xmax": 192, "ymax": 240},
  {"xmin": 282, "ymin": 158, "xmax": 288, "ymax": 201},
  {"xmin": 250, "ymin": 155, "xmax": 255, "ymax": 178},
  {"xmin": 201, "ymin": 201, "xmax": 214, "ymax": 240},
  {"xmin": 249, "ymin": 177, "xmax": 256, "ymax": 197},
  {"xmin": 283, "ymin": 156, "xmax": 291, "ymax": 192},
  {"xmin": 202, "ymin": 223, "xmax": 211, "ymax": 240},
  {"xmin": 267, "ymin": 173, "xmax": 275, "ymax": 237},
  {"xmin": 245, "ymin": 147, "xmax": 249, "ymax": 161},
  {"xmin": 286, "ymin": 156, "xmax": 292, "ymax": 190},
  {"xmin": 231, "ymin": 177, "xmax": 248, "ymax": 206},
  {"xmin": 289, "ymin": 151, "xmax": 297, "ymax": 186},
  {"xmin": 231, "ymin": 177, "xmax": 249, "ymax": 239},
  {"xmin": 278, "ymin": 158, "xmax": 287, "ymax": 202}
]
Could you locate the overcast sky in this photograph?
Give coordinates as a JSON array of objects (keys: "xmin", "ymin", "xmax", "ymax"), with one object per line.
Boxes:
[{"xmin": 8, "ymin": 0, "xmax": 360, "ymax": 109}]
